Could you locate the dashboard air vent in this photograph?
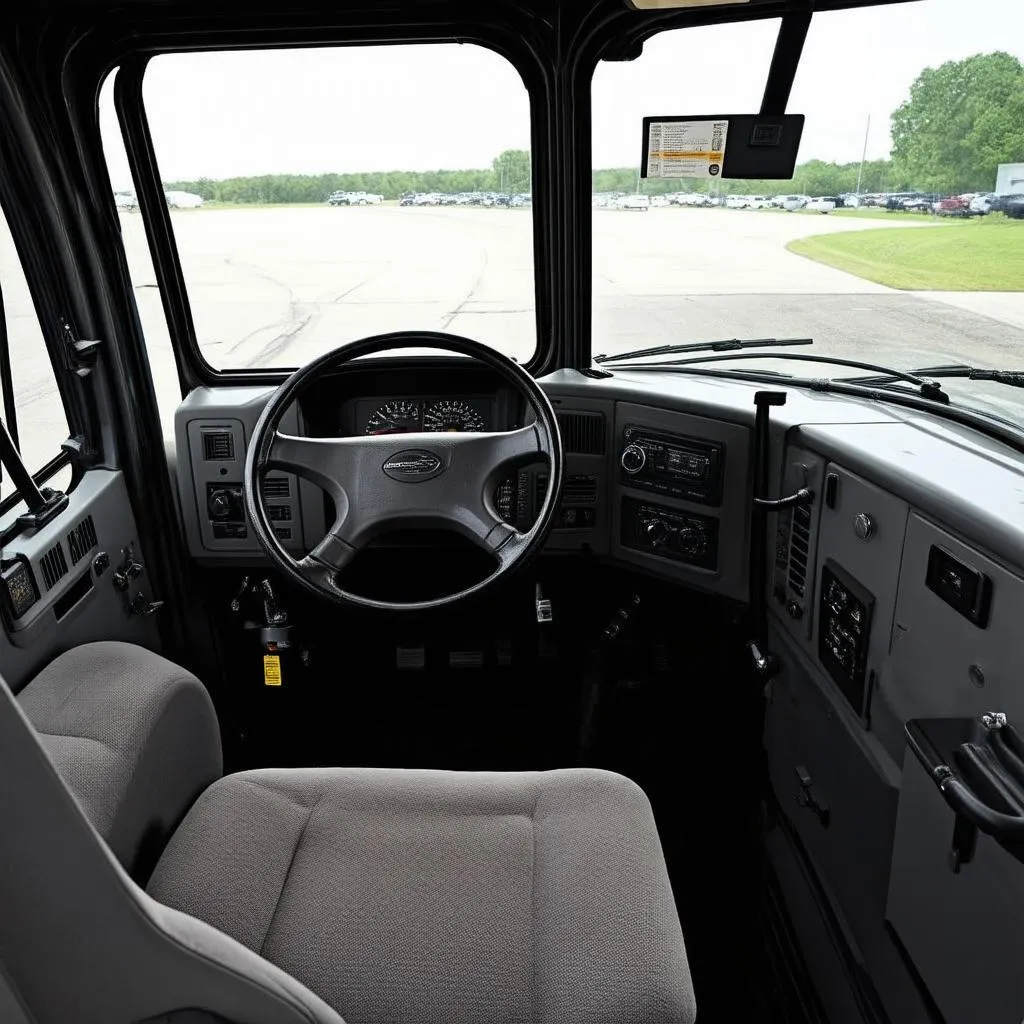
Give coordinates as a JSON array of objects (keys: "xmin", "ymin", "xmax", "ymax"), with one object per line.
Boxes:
[
  {"xmin": 66, "ymin": 515, "xmax": 98, "ymax": 565},
  {"xmin": 787, "ymin": 503, "xmax": 812, "ymax": 598},
  {"xmin": 562, "ymin": 474, "xmax": 599, "ymax": 504},
  {"xmin": 203, "ymin": 430, "xmax": 235, "ymax": 461},
  {"xmin": 40, "ymin": 542, "xmax": 69, "ymax": 591},
  {"xmin": 262, "ymin": 476, "xmax": 291, "ymax": 499},
  {"xmin": 556, "ymin": 412, "xmax": 605, "ymax": 455}
]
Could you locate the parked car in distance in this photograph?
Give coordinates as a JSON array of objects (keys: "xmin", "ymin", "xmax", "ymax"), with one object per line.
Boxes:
[
  {"xmin": 615, "ymin": 194, "xmax": 650, "ymax": 211},
  {"xmin": 1001, "ymin": 195, "xmax": 1024, "ymax": 220},
  {"xmin": 989, "ymin": 193, "xmax": 1024, "ymax": 215},
  {"xmin": 969, "ymin": 193, "xmax": 996, "ymax": 214},
  {"xmin": 327, "ymin": 191, "xmax": 383, "ymax": 206},
  {"xmin": 164, "ymin": 190, "xmax": 204, "ymax": 209},
  {"xmin": 934, "ymin": 196, "xmax": 972, "ymax": 217},
  {"xmin": 113, "ymin": 190, "xmax": 138, "ymax": 211},
  {"xmin": 805, "ymin": 196, "xmax": 837, "ymax": 213},
  {"xmin": 777, "ymin": 194, "xmax": 809, "ymax": 211}
]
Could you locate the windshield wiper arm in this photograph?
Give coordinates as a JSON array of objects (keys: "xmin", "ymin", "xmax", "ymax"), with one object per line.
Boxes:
[
  {"xmin": 594, "ymin": 336, "xmax": 812, "ymax": 364},
  {"xmin": 603, "ymin": 350, "xmax": 951, "ymax": 403},
  {"xmin": 842, "ymin": 364, "xmax": 1024, "ymax": 390}
]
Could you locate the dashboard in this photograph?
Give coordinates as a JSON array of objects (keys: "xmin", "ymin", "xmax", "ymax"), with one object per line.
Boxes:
[{"xmin": 167, "ymin": 359, "xmax": 1024, "ymax": 1024}]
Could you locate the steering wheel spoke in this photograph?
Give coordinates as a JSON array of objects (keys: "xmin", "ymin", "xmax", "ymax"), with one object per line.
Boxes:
[{"xmin": 267, "ymin": 431, "xmax": 357, "ymax": 499}]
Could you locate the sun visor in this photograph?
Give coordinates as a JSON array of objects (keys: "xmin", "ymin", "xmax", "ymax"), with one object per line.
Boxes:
[{"xmin": 641, "ymin": 114, "xmax": 804, "ymax": 180}]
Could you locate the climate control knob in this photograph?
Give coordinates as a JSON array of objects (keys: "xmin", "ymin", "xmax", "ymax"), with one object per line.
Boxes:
[
  {"xmin": 676, "ymin": 524, "xmax": 706, "ymax": 557},
  {"xmin": 643, "ymin": 518, "xmax": 669, "ymax": 547},
  {"xmin": 621, "ymin": 444, "xmax": 646, "ymax": 475}
]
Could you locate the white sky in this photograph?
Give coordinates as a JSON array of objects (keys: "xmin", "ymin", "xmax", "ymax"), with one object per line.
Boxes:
[{"xmin": 100, "ymin": 0, "xmax": 1023, "ymax": 187}]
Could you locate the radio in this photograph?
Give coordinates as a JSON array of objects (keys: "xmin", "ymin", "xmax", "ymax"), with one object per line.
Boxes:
[
  {"xmin": 620, "ymin": 498, "xmax": 719, "ymax": 570},
  {"xmin": 618, "ymin": 427, "xmax": 724, "ymax": 505}
]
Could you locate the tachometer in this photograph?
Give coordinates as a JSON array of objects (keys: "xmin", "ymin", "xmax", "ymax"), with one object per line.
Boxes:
[
  {"xmin": 423, "ymin": 399, "xmax": 486, "ymax": 433},
  {"xmin": 365, "ymin": 399, "xmax": 421, "ymax": 435}
]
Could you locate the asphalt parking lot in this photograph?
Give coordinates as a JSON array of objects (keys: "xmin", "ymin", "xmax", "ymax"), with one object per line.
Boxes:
[{"xmin": 4, "ymin": 204, "xmax": 1023, "ymax": 486}]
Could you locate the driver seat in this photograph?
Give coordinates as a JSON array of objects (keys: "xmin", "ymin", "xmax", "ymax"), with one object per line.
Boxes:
[{"xmin": 0, "ymin": 666, "xmax": 696, "ymax": 1024}]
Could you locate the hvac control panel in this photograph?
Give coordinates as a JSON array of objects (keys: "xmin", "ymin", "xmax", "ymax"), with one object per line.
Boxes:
[
  {"xmin": 620, "ymin": 497, "xmax": 719, "ymax": 570},
  {"xmin": 619, "ymin": 426, "xmax": 724, "ymax": 505}
]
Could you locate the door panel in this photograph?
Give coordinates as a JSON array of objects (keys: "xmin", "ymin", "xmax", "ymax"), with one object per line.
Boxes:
[{"xmin": 1, "ymin": 469, "xmax": 159, "ymax": 692}]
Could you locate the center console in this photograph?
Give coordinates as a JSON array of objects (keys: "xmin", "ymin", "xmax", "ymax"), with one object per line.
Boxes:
[{"xmin": 611, "ymin": 402, "xmax": 750, "ymax": 602}]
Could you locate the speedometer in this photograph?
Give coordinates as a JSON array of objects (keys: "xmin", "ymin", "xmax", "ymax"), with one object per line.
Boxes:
[
  {"xmin": 365, "ymin": 399, "xmax": 421, "ymax": 435},
  {"xmin": 423, "ymin": 399, "xmax": 486, "ymax": 433}
]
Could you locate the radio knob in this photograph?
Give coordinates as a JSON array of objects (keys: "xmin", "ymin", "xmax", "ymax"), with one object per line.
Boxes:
[
  {"xmin": 621, "ymin": 444, "xmax": 646, "ymax": 475},
  {"xmin": 643, "ymin": 518, "xmax": 669, "ymax": 547},
  {"xmin": 208, "ymin": 489, "xmax": 233, "ymax": 519}
]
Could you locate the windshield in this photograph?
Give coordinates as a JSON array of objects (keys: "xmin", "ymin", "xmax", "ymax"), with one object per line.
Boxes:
[
  {"xmin": 102, "ymin": 44, "xmax": 535, "ymax": 373},
  {"xmin": 592, "ymin": 0, "xmax": 1024, "ymax": 425}
]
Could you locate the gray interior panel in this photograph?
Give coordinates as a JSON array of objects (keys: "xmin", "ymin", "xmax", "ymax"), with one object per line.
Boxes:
[
  {"xmin": 175, "ymin": 387, "xmax": 323, "ymax": 561},
  {"xmin": 0, "ymin": 470, "xmax": 159, "ymax": 693},
  {"xmin": 544, "ymin": 396, "xmax": 614, "ymax": 556},
  {"xmin": 883, "ymin": 512, "xmax": 1024, "ymax": 736},
  {"xmin": 887, "ymin": 752, "xmax": 1024, "ymax": 1024}
]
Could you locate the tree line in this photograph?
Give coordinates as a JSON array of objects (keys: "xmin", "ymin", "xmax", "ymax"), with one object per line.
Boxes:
[{"xmin": 165, "ymin": 52, "xmax": 1024, "ymax": 204}]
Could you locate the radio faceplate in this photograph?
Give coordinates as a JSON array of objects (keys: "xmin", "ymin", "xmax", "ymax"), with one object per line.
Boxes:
[{"xmin": 619, "ymin": 426, "xmax": 725, "ymax": 505}]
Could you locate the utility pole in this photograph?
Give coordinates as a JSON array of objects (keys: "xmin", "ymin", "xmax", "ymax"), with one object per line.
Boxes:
[{"xmin": 856, "ymin": 114, "xmax": 871, "ymax": 198}]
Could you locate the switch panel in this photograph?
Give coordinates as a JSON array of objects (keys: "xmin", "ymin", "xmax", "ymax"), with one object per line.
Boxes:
[
  {"xmin": 926, "ymin": 545, "xmax": 991, "ymax": 628},
  {"xmin": 818, "ymin": 559, "xmax": 875, "ymax": 715}
]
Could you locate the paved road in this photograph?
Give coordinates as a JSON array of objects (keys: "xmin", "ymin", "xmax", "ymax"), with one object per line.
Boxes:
[{"xmin": 3, "ymin": 204, "xmax": 1022, "ymax": 498}]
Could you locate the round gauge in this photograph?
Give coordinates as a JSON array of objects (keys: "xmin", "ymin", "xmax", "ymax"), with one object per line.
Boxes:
[
  {"xmin": 423, "ymin": 399, "xmax": 486, "ymax": 433},
  {"xmin": 365, "ymin": 399, "xmax": 421, "ymax": 435}
]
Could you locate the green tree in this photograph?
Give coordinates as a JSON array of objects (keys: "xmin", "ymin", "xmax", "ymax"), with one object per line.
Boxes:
[
  {"xmin": 492, "ymin": 149, "xmax": 531, "ymax": 192},
  {"xmin": 891, "ymin": 52, "xmax": 1024, "ymax": 193}
]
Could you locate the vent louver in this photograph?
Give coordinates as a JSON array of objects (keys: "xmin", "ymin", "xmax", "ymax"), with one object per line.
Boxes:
[
  {"xmin": 40, "ymin": 543, "xmax": 69, "ymax": 591},
  {"xmin": 787, "ymin": 504, "xmax": 812, "ymax": 598},
  {"xmin": 203, "ymin": 430, "xmax": 235, "ymax": 461},
  {"xmin": 556, "ymin": 412, "xmax": 605, "ymax": 455},
  {"xmin": 66, "ymin": 515, "xmax": 98, "ymax": 565},
  {"xmin": 262, "ymin": 476, "xmax": 291, "ymax": 499}
]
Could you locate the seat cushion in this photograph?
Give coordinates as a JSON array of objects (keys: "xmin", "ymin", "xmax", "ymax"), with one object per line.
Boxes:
[
  {"xmin": 148, "ymin": 767, "xmax": 695, "ymax": 1024},
  {"xmin": 17, "ymin": 640, "xmax": 222, "ymax": 880}
]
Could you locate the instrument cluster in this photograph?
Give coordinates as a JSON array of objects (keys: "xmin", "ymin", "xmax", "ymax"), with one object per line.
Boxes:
[{"xmin": 357, "ymin": 396, "xmax": 493, "ymax": 435}]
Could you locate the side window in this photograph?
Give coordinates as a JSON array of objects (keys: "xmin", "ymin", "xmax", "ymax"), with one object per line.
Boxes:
[{"xmin": 0, "ymin": 205, "xmax": 71, "ymax": 501}]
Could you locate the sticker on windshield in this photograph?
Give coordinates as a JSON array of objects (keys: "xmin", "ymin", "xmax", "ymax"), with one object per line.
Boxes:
[{"xmin": 644, "ymin": 119, "xmax": 729, "ymax": 179}]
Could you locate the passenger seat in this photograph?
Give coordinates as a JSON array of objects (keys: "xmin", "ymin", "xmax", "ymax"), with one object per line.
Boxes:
[{"xmin": 16, "ymin": 641, "xmax": 222, "ymax": 881}]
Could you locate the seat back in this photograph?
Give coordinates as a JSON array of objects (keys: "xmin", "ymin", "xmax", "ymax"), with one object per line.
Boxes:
[{"xmin": 0, "ymin": 674, "xmax": 344, "ymax": 1024}]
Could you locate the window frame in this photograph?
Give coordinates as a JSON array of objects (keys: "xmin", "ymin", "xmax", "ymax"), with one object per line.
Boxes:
[
  {"xmin": 104, "ymin": 31, "xmax": 555, "ymax": 391},
  {"xmin": 0, "ymin": 191, "xmax": 79, "ymax": 516}
]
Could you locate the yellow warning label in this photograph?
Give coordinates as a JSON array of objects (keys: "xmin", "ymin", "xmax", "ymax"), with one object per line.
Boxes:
[{"xmin": 263, "ymin": 654, "xmax": 282, "ymax": 687}]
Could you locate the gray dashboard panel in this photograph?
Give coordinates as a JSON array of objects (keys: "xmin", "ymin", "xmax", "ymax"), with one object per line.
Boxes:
[
  {"xmin": 175, "ymin": 387, "xmax": 323, "ymax": 560},
  {"xmin": 883, "ymin": 511, "xmax": 1024, "ymax": 730}
]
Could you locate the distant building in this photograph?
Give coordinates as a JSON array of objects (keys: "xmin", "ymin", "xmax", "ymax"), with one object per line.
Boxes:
[{"xmin": 995, "ymin": 163, "xmax": 1024, "ymax": 195}]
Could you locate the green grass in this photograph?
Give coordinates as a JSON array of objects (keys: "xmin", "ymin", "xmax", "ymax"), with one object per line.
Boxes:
[{"xmin": 786, "ymin": 217, "xmax": 1024, "ymax": 291}]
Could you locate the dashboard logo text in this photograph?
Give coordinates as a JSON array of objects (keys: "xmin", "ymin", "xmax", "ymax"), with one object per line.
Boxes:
[{"xmin": 382, "ymin": 449, "xmax": 444, "ymax": 482}]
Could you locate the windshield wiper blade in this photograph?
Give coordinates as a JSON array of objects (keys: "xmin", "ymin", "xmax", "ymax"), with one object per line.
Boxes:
[
  {"xmin": 842, "ymin": 364, "xmax": 1024, "ymax": 390},
  {"xmin": 594, "ymin": 336, "xmax": 812, "ymax": 364},
  {"xmin": 604, "ymin": 351, "xmax": 951, "ymax": 403}
]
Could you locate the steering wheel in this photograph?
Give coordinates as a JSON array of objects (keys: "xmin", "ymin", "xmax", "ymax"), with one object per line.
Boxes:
[{"xmin": 243, "ymin": 331, "xmax": 563, "ymax": 611}]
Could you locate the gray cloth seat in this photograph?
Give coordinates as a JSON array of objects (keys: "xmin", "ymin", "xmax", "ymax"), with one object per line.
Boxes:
[
  {"xmin": 16, "ymin": 640, "xmax": 222, "ymax": 878},
  {"xmin": 148, "ymin": 766, "xmax": 697, "ymax": 1024}
]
